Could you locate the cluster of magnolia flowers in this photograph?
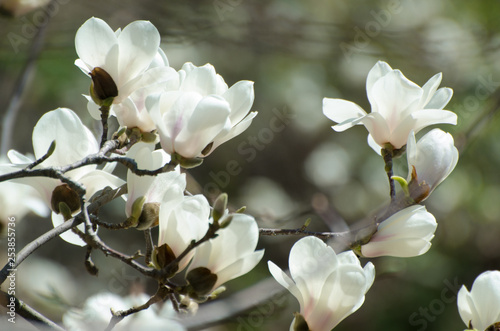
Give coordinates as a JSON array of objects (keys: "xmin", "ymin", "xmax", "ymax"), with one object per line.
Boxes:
[{"xmin": 1, "ymin": 17, "xmax": 500, "ymax": 331}]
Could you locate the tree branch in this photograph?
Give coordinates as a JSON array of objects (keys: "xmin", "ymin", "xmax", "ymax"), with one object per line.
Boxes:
[
  {"xmin": 0, "ymin": 184, "xmax": 127, "ymax": 285},
  {"xmin": 0, "ymin": 290, "xmax": 66, "ymax": 331}
]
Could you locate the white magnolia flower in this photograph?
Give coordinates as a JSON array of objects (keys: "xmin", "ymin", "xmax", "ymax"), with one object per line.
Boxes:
[
  {"xmin": 268, "ymin": 236, "xmax": 375, "ymax": 331},
  {"xmin": 361, "ymin": 205, "xmax": 437, "ymax": 258},
  {"xmin": 63, "ymin": 292, "xmax": 186, "ymax": 331},
  {"xmin": 186, "ymin": 213, "xmax": 264, "ymax": 297},
  {"xmin": 6, "ymin": 108, "xmax": 124, "ymax": 246},
  {"xmin": 323, "ymin": 61, "xmax": 457, "ymax": 152},
  {"xmin": 125, "ymin": 142, "xmax": 184, "ymax": 229},
  {"xmin": 75, "ymin": 17, "xmax": 177, "ymax": 131},
  {"xmin": 150, "ymin": 62, "xmax": 257, "ymax": 159},
  {"xmin": 458, "ymin": 270, "xmax": 500, "ymax": 331},
  {"xmin": 406, "ymin": 129, "xmax": 459, "ymax": 200},
  {"xmin": 157, "ymin": 191, "xmax": 211, "ymax": 272}
]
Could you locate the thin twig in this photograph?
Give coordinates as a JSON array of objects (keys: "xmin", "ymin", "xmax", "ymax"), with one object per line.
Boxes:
[
  {"xmin": 382, "ymin": 147, "xmax": 396, "ymax": 202},
  {"xmin": 104, "ymin": 286, "xmax": 171, "ymax": 331},
  {"xmin": 259, "ymin": 227, "xmax": 351, "ymax": 240},
  {"xmin": 0, "ymin": 290, "xmax": 66, "ymax": 331},
  {"xmin": 0, "ymin": 184, "xmax": 127, "ymax": 285},
  {"xmin": 144, "ymin": 229, "xmax": 154, "ymax": 266}
]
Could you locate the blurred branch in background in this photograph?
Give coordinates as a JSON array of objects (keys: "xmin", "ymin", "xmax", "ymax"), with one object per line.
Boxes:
[{"xmin": 0, "ymin": 0, "xmax": 56, "ymax": 155}]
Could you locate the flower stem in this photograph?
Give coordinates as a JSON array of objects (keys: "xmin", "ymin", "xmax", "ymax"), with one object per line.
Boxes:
[
  {"xmin": 100, "ymin": 105, "xmax": 110, "ymax": 148},
  {"xmin": 382, "ymin": 146, "xmax": 396, "ymax": 202}
]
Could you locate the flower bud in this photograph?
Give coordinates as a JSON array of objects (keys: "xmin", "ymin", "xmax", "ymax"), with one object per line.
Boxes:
[
  {"xmin": 136, "ymin": 202, "xmax": 160, "ymax": 230},
  {"xmin": 171, "ymin": 153, "xmax": 203, "ymax": 169},
  {"xmin": 218, "ymin": 214, "xmax": 233, "ymax": 229},
  {"xmin": 89, "ymin": 67, "xmax": 118, "ymax": 106},
  {"xmin": 152, "ymin": 244, "xmax": 177, "ymax": 270},
  {"xmin": 51, "ymin": 184, "xmax": 80, "ymax": 214},
  {"xmin": 186, "ymin": 267, "xmax": 218, "ymax": 297},
  {"xmin": 212, "ymin": 193, "xmax": 228, "ymax": 224},
  {"xmin": 292, "ymin": 312, "xmax": 310, "ymax": 331}
]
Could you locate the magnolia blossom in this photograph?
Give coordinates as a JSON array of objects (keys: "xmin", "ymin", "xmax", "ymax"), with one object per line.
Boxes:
[
  {"xmin": 150, "ymin": 62, "xmax": 257, "ymax": 159},
  {"xmin": 268, "ymin": 236, "xmax": 375, "ymax": 331},
  {"xmin": 458, "ymin": 271, "xmax": 500, "ymax": 331},
  {"xmin": 361, "ymin": 205, "xmax": 437, "ymax": 258},
  {"xmin": 406, "ymin": 129, "xmax": 459, "ymax": 200},
  {"xmin": 186, "ymin": 213, "xmax": 264, "ymax": 297},
  {"xmin": 6, "ymin": 108, "xmax": 123, "ymax": 246},
  {"xmin": 63, "ymin": 292, "xmax": 186, "ymax": 331},
  {"xmin": 323, "ymin": 61, "xmax": 457, "ymax": 152},
  {"xmin": 75, "ymin": 17, "xmax": 177, "ymax": 131},
  {"xmin": 125, "ymin": 143, "xmax": 183, "ymax": 229},
  {"xmin": 157, "ymin": 190, "xmax": 210, "ymax": 272}
]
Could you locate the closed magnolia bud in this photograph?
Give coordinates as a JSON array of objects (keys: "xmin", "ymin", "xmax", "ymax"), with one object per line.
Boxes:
[
  {"xmin": 171, "ymin": 153, "xmax": 204, "ymax": 169},
  {"xmin": 152, "ymin": 244, "xmax": 177, "ymax": 270},
  {"xmin": 51, "ymin": 184, "xmax": 81, "ymax": 214},
  {"xmin": 186, "ymin": 267, "xmax": 218, "ymax": 297},
  {"xmin": 212, "ymin": 193, "xmax": 228, "ymax": 224},
  {"xmin": 292, "ymin": 312, "xmax": 310, "ymax": 331},
  {"xmin": 89, "ymin": 67, "xmax": 118, "ymax": 106}
]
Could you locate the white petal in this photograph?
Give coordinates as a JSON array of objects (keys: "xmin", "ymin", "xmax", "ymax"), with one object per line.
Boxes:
[
  {"xmin": 116, "ymin": 20, "xmax": 160, "ymax": 85},
  {"xmin": 369, "ymin": 70, "xmax": 422, "ymax": 123},
  {"xmin": 51, "ymin": 212, "xmax": 87, "ymax": 246},
  {"xmin": 32, "ymin": 108, "xmax": 99, "ymax": 167},
  {"xmin": 174, "ymin": 95, "xmax": 231, "ymax": 158},
  {"xmin": 214, "ymin": 250, "xmax": 264, "ymax": 289},
  {"xmin": 222, "ymin": 80, "xmax": 255, "ymax": 125},
  {"xmin": 75, "ymin": 17, "xmax": 116, "ymax": 69},
  {"xmin": 367, "ymin": 134, "xmax": 382, "ymax": 155},
  {"xmin": 418, "ymin": 73, "xmax": 442, "ymax": 109},
  {"xmin": 410, "ymin": 109, "xmax": 458, "ymax": 133},
  {"xmin": 180, "ymin": 63, "xmax": 221, "ymax": 95},
  {"xmin": 323, "ymin": 98, "xmax": 367, "ymax": 129},
  {"xmin": 469, "ymin": 271, "xmax": 500, "ymax": 330},
  {"xmin": 210, "ymin": 111, "xmax": 257, "ymax": 154},
  {"xmin": 425, "ymin": 87, "xmax": 453, "ymax": 110},
  {"xmin": 7, "ymin": 149, "xmax": 33, "ymax": 164},
  {"xmin": 457, "ymin": 286, "xmax": 475, "ymax": 328},
  {"xmin": 268, "ymin": 261, "xmax": 303, "ymax": 305}
]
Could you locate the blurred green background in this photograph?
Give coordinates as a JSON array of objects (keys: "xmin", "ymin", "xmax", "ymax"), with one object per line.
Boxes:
[{"xmin": 1, "ymin": 0, "xmax": 500, "ymax": 330}]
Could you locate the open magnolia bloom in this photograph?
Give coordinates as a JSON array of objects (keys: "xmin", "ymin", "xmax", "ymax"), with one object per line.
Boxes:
[
  {"xmin": 75, "ymin": 17, "xmax": 177, "ymax": 130},
  {"xmin": 185, "ymin": 213, "xmax": 264, "ymax": 299},
  {"xmin": 458, "ymin": 271, "xmax": 500, "ymax": 331},
  {"xmin": 155, "ymin": 191, "xmax": 210, "ymax": 273},
  {"xmin": 125, "ymin": 143, "xmax": 183, "ymax": 230},
  {"xmin": 149, "ymin": 62, "xmax": 257, "ymax": 159},
  {"xmin": 6, "ymin": 108, "xmax": 123, "ymax": 246},
  {"xmin": 323, "ymin": 61, "xmax": 457, "ymax": 153},
  {"xmin": 406, "ymin": 129, "xmax": 459, "ymax": 202},
  {"xmin": 268, "ymin": 236, "xmax": 375, "ymax": 331},
  {"xmin": 360, "ymin": 205, "xmax": 437, "ymax": 258}
]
